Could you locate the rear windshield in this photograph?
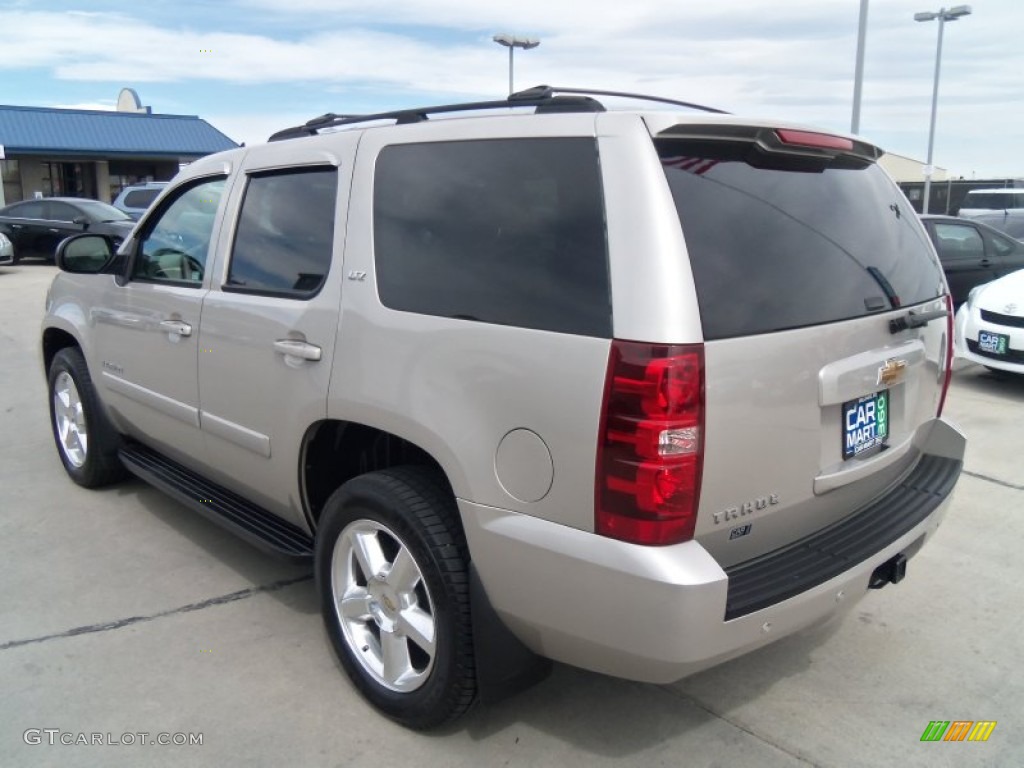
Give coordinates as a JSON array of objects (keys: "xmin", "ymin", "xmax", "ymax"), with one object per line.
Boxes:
[
  {"xmin": 123, "ymin": 189, "xmax": 162, "ymax": 208},
  {"xmin": 657, "ymin": 139, "xmax": 945, "ymax": 339}
]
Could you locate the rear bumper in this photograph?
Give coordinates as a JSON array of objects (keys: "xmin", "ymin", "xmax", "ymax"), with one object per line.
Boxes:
[{"xmin": 462, "ymin": 418, "xmax": 964, "ymax": 684}]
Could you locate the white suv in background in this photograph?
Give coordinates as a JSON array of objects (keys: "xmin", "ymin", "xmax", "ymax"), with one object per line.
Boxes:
[
  {"xmin": 958, "ymin": 187, "xmax": 1024, "ymax": 217},
  {"xmin": 111, "ymin": 181, "xmax": 169, "ymax": 220}
]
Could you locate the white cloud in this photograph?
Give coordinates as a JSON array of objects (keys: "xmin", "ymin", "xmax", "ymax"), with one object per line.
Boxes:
[{"xmin": 1, "ymin": 1, "xmax": 1022, "ymax": 177}]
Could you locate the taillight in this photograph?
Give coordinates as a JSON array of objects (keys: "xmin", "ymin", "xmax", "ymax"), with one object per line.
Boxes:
[
  {"xmin": 596, "ymin": 340, "xmax": 705, "ymax": 545},
  {"xmin": 937, "ymin": 294, "xmax": 954, "ymax": 417}
]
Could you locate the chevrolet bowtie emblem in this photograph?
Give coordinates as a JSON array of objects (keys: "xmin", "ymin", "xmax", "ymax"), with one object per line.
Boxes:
[{"xmin": 877, "ymin": 358, "xmax": 908, "ymax": 387}]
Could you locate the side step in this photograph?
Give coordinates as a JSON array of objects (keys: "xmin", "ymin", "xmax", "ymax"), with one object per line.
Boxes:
[{"xmin": 119, "ymin": 441, "xmax": 314, "ymax": 564}]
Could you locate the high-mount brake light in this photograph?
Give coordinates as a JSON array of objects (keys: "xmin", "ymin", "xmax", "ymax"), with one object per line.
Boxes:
[
  {"xmin": 937, "ymin": 294, "xmax": 954, "ymax": 417},
  {"xmin": 775, "ymin": 129, "xmax": 854, "ymax": 152},
  {"xmin": 596, "ymin": 341, "xmax": 705, "ymax": 546}
]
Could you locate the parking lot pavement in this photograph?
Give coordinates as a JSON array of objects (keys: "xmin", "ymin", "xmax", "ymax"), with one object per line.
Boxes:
[{"xmin": 2, "ymin": 263, "xmax": 1021, "ymax": 767}]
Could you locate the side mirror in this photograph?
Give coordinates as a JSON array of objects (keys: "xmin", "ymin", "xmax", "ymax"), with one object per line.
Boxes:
[
  {"xmin": 56, "ymin": 234, "xmax": 115, "ymax": 274},
  {"xmin": 72, "ymin": 216, "xmax": 90, "ymax": 228}
]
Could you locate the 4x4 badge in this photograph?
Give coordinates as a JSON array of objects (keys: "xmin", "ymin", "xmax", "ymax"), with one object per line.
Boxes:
[{"xmin": 877, "ymin": 358, "xmax": 907, "ymax": 387}]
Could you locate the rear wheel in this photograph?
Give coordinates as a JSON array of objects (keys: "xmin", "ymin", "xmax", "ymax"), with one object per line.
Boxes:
[
  {"xmin": 315, "ymin": 466, "xmax": 476, "ymax": 729},
  {"xmin": 48, "ymin": 347, "xmax": 126, "ymax": 487}
]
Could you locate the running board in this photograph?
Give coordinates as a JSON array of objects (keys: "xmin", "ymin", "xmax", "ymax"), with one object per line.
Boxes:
[{"xmin": 119, "ymin": 441, "xmax": 314, "ymax": 564}]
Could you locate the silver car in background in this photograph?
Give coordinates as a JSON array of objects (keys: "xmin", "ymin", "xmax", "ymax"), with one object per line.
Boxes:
[{"xmin": 0, "ymin": 232, "xmax": 12, "ymax": 264}]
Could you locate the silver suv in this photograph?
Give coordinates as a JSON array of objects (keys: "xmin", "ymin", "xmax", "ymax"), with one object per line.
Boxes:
[{"xmin": 42, "ymin": 86, "xmax": 965, "ymax": 729}]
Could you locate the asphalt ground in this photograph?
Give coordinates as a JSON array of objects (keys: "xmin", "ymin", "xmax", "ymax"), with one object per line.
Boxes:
[{"xmin": 2, "ymin": 263, "xmax": 1021, "ymax": 767}]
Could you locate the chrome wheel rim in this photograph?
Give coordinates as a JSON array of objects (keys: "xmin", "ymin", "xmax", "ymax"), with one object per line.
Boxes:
[
  {"xmin": 331, "ymin": 520, "xmax": 437, "ymax": 692},
  {"xmin": 53, "ymin": 371, "xmax": 88, "ymax": 468}
]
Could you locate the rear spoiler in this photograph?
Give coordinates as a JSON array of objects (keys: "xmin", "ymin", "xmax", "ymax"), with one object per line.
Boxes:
[{"xmin": 657, "ymin": 124, "xmax": 883, "ymax": 167}]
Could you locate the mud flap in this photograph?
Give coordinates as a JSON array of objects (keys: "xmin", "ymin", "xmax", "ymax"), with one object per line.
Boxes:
[{"xmin": 470, "ymin": 562, "xmax": 552, "ymax": 703}]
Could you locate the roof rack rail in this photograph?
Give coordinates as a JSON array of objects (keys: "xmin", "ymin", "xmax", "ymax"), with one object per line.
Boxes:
[
  {"xmin": 268, "ymin": 85, "xmax": 728, "ymax": 142},
  {"xmin": 510, "ymin": 85, "xmax": 728, "ymax": 115}
]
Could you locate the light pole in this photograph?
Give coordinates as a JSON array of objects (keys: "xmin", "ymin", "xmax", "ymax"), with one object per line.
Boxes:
[
  {"xmin": 492, "ymin": 34, "xmax": 540, "ymax": 96},
  {"xmin": 914, "ymin": 5, "xmax": 971, "ymax": 214},
  {"xmin": 851, "ymin": 0, "xmax": 870, "ymax": 134}
]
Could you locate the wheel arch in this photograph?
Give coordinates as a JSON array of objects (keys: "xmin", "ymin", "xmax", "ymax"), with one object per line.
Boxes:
[
  {"xmin": 300, "ymin": 419, "xmax": 462, "ymax": 533},
  {"xmin": 42, "ymin": 324, "xmax": 83, "ymax": 377}
]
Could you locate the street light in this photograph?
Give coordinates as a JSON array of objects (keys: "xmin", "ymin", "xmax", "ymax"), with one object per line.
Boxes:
[
  {"xmin": 851, "ymin": 0, "xmax": 870, "ymax": 134},
  {"xmin": 492, "ymin": 34, "xmax": 540, "ymax": 96},
  {"xmin": 915, "ymin": 5, "xmax": 972, "ymax": 214}
]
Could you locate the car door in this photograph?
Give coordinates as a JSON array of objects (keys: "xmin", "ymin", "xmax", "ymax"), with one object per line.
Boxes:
[
  {"xmin": 196, "ymin": 140, "xmax": 353, "ymax": 527},
  {"xmin": 927, "ymin": 220, "xmax": 998, "ymax": 305},
  {"xmin": 90, "ymin": 174, "xmax": 230, "ymax": 466}
]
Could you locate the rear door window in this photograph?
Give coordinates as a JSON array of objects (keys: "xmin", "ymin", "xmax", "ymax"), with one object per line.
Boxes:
[
  {"xmin": 932, "ymin": 222, "xmax": 984, "ymax": 263},
  {"xmin": 225, "ymin": 167, "xmax": 338, "ymax": 298},
  {"xmin": 657, "ymin": 137, "xmax": 945, "ymax": 339}
]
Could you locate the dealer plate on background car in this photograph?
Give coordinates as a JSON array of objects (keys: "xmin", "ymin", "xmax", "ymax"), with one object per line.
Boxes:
[
  {"xmin": 978, "ymin": 331, "xmax": 1009, "ymax": 356},
  {"xmin": 843, "ymin": 390, "xmax": 888, "ymax": 459}
]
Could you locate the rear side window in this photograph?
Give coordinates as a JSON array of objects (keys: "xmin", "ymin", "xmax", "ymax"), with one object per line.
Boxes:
[
  {"xmin": 6, "ymin": 201, "xmax": 45, "ymax": 219},
  {"xmin": 226, "ymin": 167, "xmax": 337, "ymax": 297},
  {"xmin": 658, "ymin": 139, "xmax": 945, "ymax": 339},
  {"xmin": 373, "ymin": 138, "xmax": 611, "ymax": 337}
]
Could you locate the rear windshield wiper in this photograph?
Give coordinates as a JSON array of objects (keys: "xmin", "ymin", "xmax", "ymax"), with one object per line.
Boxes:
[{"xmin": 889, "ymin": 308, "xmax": 948, "ymax": 334}]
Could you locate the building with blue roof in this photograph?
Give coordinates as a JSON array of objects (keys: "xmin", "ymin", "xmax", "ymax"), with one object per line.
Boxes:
[{"xmin": 0, "ymin": 89, "xmax": 238, "ymax": 206}]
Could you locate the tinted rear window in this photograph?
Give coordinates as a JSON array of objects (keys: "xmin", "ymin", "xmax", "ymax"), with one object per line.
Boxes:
[
  {"xmin": 123, "ymin": 189, "xmax": 161, "ymax": 208},
  {"xmin": 374, "ymin": 138, "xmax": 611, "ymax": 337},
  {"xmin": 658, "ymin": 139, "xmax": 944, "ymax": 339}
]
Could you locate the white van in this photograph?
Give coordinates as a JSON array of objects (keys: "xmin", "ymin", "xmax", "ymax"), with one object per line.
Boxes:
[{"xmin": 959, "ymin": 187, "xmax": 1024, "ymax": 217}]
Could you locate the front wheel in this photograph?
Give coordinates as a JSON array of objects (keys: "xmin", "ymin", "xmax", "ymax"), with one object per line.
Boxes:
[
  {"xmin": 47, "ymin": 347, "xmax": 126, "ymax": 487},
  {"xmin": 315, "ymin": 466, "xmax": 476, "ymax": 729}
]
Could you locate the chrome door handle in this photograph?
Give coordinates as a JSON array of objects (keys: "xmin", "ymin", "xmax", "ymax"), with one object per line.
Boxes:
[
  {"xmin": 273, "ymin": 339, "xmax": 322, "ymax": 362},
  {"xmin": 160, "ymin": 320, "xmax": 193, "ymax": 337}
]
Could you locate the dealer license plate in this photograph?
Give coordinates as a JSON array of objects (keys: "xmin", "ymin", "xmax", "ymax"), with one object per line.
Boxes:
[
  {"xmin": 978, "ymin": 331, "xmax": 1009, "ymax": 356},
  {"xmin": 842, "ymin": 390, "xmax": 889, "ymax": 459}
]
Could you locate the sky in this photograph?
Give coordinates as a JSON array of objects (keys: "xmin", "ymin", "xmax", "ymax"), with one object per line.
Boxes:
[{"xmin": 1, "ymin": 0, "xmax": 1022, "ymax": 179}]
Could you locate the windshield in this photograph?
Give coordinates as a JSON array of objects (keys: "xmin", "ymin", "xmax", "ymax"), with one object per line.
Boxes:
[
  {"xmin": 657, "ymin": 137, "xmax": 945, "ymax": 339},
  {"xmin": 75, "ymin": 200, "xmax": 132, "ymax": 222}
]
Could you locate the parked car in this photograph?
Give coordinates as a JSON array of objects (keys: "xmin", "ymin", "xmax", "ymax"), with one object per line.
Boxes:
[
  {"xmin": 41, "ymin": 86, "xmax": 965, "ymax": 729},
  {"xmin": 954, "ymin": 268, "xmax": 1024, "ymax": 375},
  {"xmin": 0, "ymin": 232, "xmax": 12, "ymax": 265},
  {"xmin": 958, "ymin": 187, "xmax": 1024, "ymax": 217},
  {"xmin": 112, "ymin": 181, "xmax": 169, "ymax": 220},
  {"xmin": 0, "ymin": 198, "xmax": 135, "ymax": 263},
  {"xmin": 919, "ymin": 214, "xmax": 1024, "ymax": 306}
]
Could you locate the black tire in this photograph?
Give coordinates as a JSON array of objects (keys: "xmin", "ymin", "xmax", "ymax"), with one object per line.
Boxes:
[
  {"xmin": 47, "ymin": 347, "xmax": 127, "ymax": 487},
  {"xmin": 315, "ymin": 466, "xmax": 476, "ymax": 729}
]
